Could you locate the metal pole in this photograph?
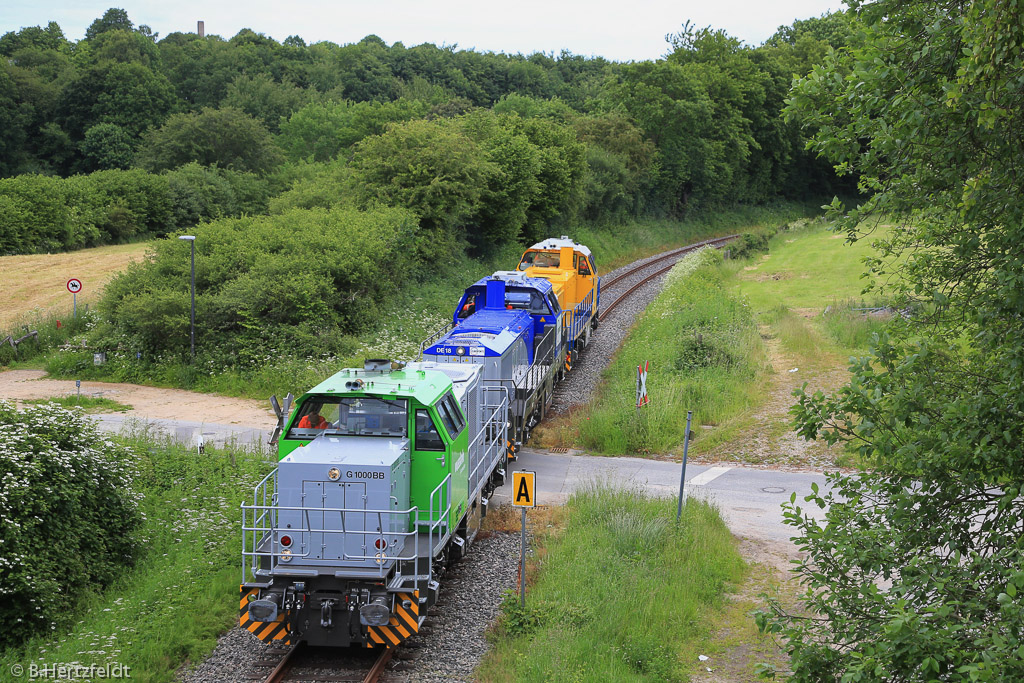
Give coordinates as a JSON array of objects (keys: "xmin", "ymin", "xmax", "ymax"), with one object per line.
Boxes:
[
  {"xmin": 676, "ymin": 410, "xmax": 693, "ymax": 521},
  {"xmin": 520, "ymin": 507, "xmax": 527, "ymax": 607},
  {"xmin": 73, "ymin": 292, "xmax": 77, "ymax": 318},
  {"xmin": 189, "ymin": 239, "xmax": 196, "ymax": 360}
]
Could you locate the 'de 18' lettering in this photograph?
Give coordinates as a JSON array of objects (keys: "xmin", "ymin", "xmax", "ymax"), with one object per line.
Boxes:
[{"xmin": 346, "ymin": 471, "xmax": 385, "ymax": 479}]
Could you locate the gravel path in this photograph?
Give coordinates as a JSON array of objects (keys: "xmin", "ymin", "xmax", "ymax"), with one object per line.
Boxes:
[{"xmin": 549, "ymin": 249, "xmax": 691, "ymax": 414}]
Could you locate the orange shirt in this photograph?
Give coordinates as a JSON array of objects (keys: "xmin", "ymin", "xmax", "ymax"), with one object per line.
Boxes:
[{"xmin": 298, "ymin": 414, "xmax": 328, "ymax": 429}]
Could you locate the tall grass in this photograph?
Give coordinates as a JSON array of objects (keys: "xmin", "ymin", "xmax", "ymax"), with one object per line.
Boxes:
[
  {"xmin": 0, "ymin": 308, "xmax": 96, "ymax": 367},
  {"xmin": 0, "ymin": 426, "xmax": 273, "ymax": 683},
  {"xmin": 820, "ymin": 299, "xmax": 892, "ymax": 351},
  {"xmin": 576, "ymin": 249, "xmax": 766, "ymax": 455},
  {"xmin": 478, "ymin": 484, "xmax": 745, "ymax": 682}
]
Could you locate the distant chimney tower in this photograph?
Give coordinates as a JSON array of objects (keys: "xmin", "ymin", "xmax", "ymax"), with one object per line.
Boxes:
[{"xmin": 197, "ymin": 21, "xmax": 205, "ymax": 37}]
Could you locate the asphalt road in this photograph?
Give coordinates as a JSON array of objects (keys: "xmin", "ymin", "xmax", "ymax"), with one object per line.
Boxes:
[
  {"xmin": 89, "ymin": 416, "xmax": 828, "ymax": 548},
  {"xmin": 492, "ymin": 447, "xmax": 829, "ymax": 546}
]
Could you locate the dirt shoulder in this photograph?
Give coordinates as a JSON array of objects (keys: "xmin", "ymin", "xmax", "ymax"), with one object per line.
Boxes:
[{"xmin": 0, "ymin": 369, "xmax": 275, "ymax": 427}]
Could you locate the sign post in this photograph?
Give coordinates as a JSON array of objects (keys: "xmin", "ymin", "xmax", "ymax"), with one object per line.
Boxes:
[
  {"xmin": 512, "ymin": 470, "xmax": 536, "ymax": 607},
  {"xmin": 66, "ymin": 278, "xmax": 82, "ymax": 317},
  {"xmin": 676, "ymin": 410, "xmax": 693, "ymax": 521}
]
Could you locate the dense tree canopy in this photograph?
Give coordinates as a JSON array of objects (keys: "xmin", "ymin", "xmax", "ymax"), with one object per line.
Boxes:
[
  {"xmin": 135, "ymin": 106, "xmax": 283, "ymax": 174},
  {"xmin": 0, "ymin": 7, "xmax": 852, "ymax": 256},
  {"xmin": 759, "ymin": 1, "xmax": 1024, "ymax": 680}
]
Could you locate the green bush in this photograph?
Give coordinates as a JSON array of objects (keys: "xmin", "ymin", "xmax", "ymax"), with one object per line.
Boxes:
[
  {"xmin": 728, "ymin": 231, "xmax": 772, "ymax": 258},
  {"xmin": 163, "ymin": 163, "xmax": 268, "ymax": 229},
  {"xmin": 0, "ymin": 174, "xmax": 100, "ymax": 253},
  {"xmin": 68, "ymin": 169, "xmax": 173, "ymax": 241},
  {"xmin": 0, "ymin": 402, "xmax": 142, "ymax": 647},
  {"xmin": 96, "ymin": 206, "xmax": 420, "ymax": 360},
  {"xmin": 0, "ymin": 166, "xmax": 267, "ymax": 255}
]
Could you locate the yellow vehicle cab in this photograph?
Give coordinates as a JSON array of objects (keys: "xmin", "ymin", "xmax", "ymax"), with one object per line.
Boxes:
[{"xmin": 517, "ymin": 236, "xmax": 601, "ymax": 354}]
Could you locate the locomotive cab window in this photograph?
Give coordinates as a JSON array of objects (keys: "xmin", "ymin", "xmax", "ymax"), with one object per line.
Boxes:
[
  {"xmin": 578, "ymin": 256, "xmax": 591, "ymax": 276},
  {"xmin": 519, "ymin": 250, "xmax": 559, "ymax": 269},
  {"xmin": 457, "ymin": 292, "xmax": 479, "ymax": 319},
  {"xmin": 437, "ymin": 392, "xmax": 465, "ymax": 438},
  {"xmin": 546, "ymin": 292, "xmax": 561, "ymax": 314},
  {"xmin": 415, "ymin": 409, "xmax": 445, "ymax": 451},
  {"xmin": 287, "ymin": 397, "xmax": 407, "ymax": 440},
  {"xmin": 505, "ymin": 289, "xmax": 552, "ymax": 315}
]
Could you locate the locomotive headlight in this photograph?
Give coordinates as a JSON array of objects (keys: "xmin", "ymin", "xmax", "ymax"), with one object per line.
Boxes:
[
  {"xmin": 328, "ymin": 467, "xmax": 341, "ymax": 481},
  {"xmin": 280, "ymin": 548, "xmax": 293, "ymax": 563},
  {"xmin": 456, "ymin": 346, "xmax": 465, "ymax": 356}
]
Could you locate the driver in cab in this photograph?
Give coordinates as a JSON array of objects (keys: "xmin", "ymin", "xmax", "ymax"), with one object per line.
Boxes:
[{"xmin": 298, "ymin": 410, "xmax": 329, "ymax": 429}]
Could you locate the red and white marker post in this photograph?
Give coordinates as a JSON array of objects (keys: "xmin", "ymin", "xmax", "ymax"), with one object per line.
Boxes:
[{"xmin": 635, "ymin": 360, "xmax": 650, "ymax": 408}]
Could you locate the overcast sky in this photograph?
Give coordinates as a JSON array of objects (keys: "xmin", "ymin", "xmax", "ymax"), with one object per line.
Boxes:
[{"xmin": 1, "ymin": 1, "xmax": 846, "ymax": 62}]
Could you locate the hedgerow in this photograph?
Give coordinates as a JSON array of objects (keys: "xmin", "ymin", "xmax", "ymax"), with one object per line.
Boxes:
[
  {"xmin": 0, "ymin": 401, "xmax": 142, "ymax": 647},
  {"xmin": 0, "ymin": 166, "xmax": 270, "ymax": 255}
]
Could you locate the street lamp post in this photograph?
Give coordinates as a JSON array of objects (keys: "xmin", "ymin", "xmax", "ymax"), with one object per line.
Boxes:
[{"xmin": 178, "ymin": 235, "xmax": 196, "ymax": 359}]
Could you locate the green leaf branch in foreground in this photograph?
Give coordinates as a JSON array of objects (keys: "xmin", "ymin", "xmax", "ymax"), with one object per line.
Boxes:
[{"xmin": 764, "ymin": 0, "xmax": 1024, "ymax": 679}]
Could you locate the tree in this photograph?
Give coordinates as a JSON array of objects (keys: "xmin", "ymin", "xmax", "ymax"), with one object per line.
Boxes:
[
  {"xmin": 222, "ymin": 73, "xmax": 312, "ymax": 133},
  {"xmin": 57, "ymin": 61, "xmax": 177, "ymax": 140},
  {"xmin": 277, "ymin": 98, "xmax": 429, "ymax": 162},
  {"xmin": 347, "ymin": 118, "xmax": 497, "ymax": 232},
  {"xmin": 0, "ymin": 21, "xmax": 70, "ymax": 56},
  {"xmin": 759, "ymin": 1, "xmax": 1024, "ymax": 680},
  {"xmin": 85, "ymin": 8, "xmax": 134, "ymax": 40},
  {"xmin": 135, "ymin": 106, "xmax": 284, "ymax": 174},
  {"xmin": 79, "ymin": 122, "xmax": 134, "ymax": 171}
]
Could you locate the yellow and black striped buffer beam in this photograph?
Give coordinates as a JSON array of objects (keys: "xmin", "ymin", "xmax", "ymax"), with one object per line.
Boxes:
[
  {"xmin": 366, "ymin": 591, "xmax": 420, "ymax": 648},
  {"xmin": 239, "ymin": 586, "xmax": 292, "ymax": 644}
]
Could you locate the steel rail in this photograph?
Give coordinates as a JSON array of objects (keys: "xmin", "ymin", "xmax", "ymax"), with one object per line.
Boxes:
[
  {"xmin": 600, "ymin": 234, "xmax": 739, "ymax": 290},
  {"xmin": 363, "ymin": 647, "xmax": 395, "ymax": 683},
  {"xmin": 262, "ymin": 642, "xmax": 303, "ymax": 683},
  {"xmin": 260, "ymin": 640, "xmax": 393, "ymax": 683},
  {"xmin": 598, "ymin": 235, "xmax": 737, "ymax": 321}
]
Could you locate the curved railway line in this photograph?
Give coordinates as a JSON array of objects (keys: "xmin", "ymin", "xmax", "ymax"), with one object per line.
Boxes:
[
  {"xmin": 598, "ymin": 234, "xmax": 738, "ymax": 320},
  {"xmin": 211, "ymin": 234, "xmax": 739, "ymax": 682}
]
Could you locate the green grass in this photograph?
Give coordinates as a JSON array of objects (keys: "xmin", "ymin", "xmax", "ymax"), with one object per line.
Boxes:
[
  {"xmin": 0, "ymin": 428, "xmax": 273, "ymax": 683},
  {"xmin": 574, "ymin": 248, "xmax": 767, "ymax": 455},
  {"xmin": 477, "ymin": 484, "xmax": 745, "ymax": 682},
  {"xmin": 732, "ymin": 218, "xmax": 887, "ymax": 312},
  {"xmin": 23, "ymin": 395, "xmax": 133, "ymax": 412},
  {"xmin": 731, "ymin": 220, "xmax": 894, "ymax": 358}
]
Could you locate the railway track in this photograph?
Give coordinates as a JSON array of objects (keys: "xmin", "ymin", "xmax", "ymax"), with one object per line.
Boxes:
[
  {"xmin": 598, "ymin": 234, "xmax": 738, "ymax": 320},
  {"xmin": 258, "ymin": 642, "xmax": 394, "ymax": 683}
]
